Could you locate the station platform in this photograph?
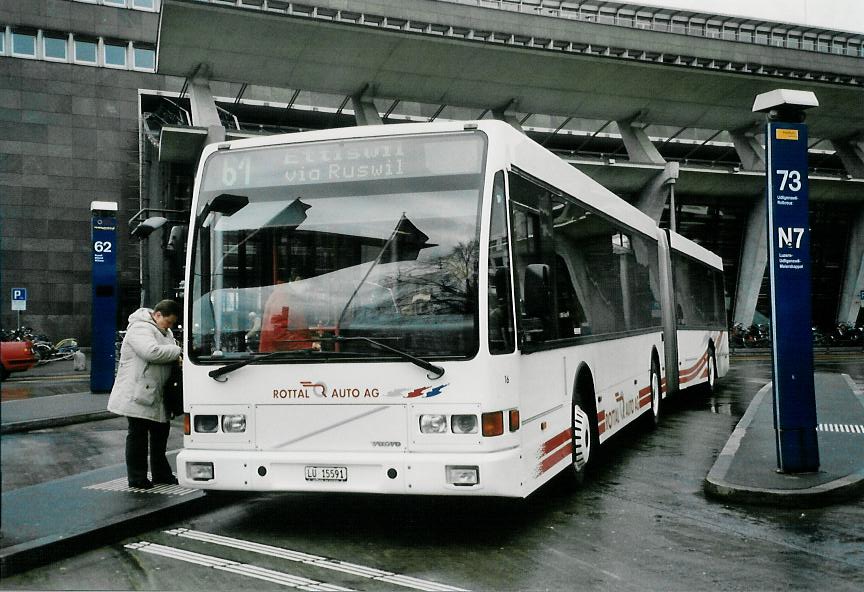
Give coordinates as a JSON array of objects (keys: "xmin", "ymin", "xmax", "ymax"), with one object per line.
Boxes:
[
  {"xmin": 0, "ymin": 453, "xmax": 208, "ymax": 578},
  {"xmin": 705, "ymin": 373, "xmax": 864, "ymax": 506}
]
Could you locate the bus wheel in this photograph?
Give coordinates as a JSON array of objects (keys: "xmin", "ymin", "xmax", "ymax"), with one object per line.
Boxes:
[
  {"xmin": 570, "ymin": 383, "xmax": 596, "ymax": 485},
  {"xmin": 646, "ymin": 357, "xmax": 662, "ymax": 427},
  {"xmin": 572, "ymin": 404, "xmax": 592, "ymax": 475},
  {"xmin": 705, "ymin": 347, "xmax": 717, "ymax": 395}
]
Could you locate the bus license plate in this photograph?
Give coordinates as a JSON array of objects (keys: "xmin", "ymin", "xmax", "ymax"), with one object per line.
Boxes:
[{"xmin": 305, "ymin": 466, "xmax": 348, "ymax": 482}]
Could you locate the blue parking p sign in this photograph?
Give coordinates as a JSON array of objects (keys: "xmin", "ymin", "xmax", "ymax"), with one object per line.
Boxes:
[{"xmin": 11, "ymin": 288, "xmax": 26, "ymax": 311}]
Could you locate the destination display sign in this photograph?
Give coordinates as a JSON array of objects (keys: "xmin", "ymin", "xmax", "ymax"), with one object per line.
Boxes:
[{"xmin": 202, "ymin": 133, "xmax": 485, "ymax": 193}]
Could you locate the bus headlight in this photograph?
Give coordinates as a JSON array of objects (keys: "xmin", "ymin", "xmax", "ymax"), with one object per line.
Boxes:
[
  {"xmin": 451, "ymin": 414, "xmax": 478, "ymax": 434},
  {"xmin": 187, "ymin": 462, "xmax": 214, "ymax": 481},
  {"xmin": 194, "ymin": 415, "xmax": 218, "ymax": 433},
  {"xmin": 221, "ymin": 414, "xmax": 247, "ymax": 433},
  {"xmin": 419, "ymin": 414, "xmax": 447, "ymax": 433},
  {"xmin": 446, "ymin": 465, "xmax": 479, "ymax": 486}
]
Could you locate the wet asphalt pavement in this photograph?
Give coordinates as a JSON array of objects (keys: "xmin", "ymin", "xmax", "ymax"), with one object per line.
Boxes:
[{"xmin": 1, "ymin": 355, "xmax": 862, "ymax": 591}]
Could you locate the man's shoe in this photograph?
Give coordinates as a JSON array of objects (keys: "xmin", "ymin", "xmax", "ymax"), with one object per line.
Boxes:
[
  {"xmin": 153, "ymin": 475, "xmax": 179, "ymax": 485},
  {"xmin": 129, "ymin": 479, "xmax": 154, "ymax": 489}
]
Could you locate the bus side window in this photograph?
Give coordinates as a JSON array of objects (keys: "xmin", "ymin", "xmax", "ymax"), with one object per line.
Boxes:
[{"xmin": 488, "ymin": 171, "xmax": 515, "ymax": 354}]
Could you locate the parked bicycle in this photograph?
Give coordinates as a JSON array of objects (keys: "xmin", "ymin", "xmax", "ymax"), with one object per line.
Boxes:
[{"xmin": 33, "ymin": 337, "xmax": 80, "ymax": 364}]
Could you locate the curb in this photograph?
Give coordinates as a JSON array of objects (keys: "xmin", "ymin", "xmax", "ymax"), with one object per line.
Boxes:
[
  {"xmin": 704, "ymin": 379, "xmax": 864, "ymax": 508},
  {"xmin": 1, "ymin": 411, "xmax": 115, "ymax": 435},
  {"xmin": 0, "ymin": 495, "xmax": 211, "ymax": 578}
]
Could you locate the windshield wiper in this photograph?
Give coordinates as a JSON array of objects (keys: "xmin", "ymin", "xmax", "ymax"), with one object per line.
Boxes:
[
  {"xmin": 328, "ymin": 336, "xmax": 445, "ymax": 379},
  {"xmin": 208, "ymin": 349, "xmax": 319, "ymax": 380},
  {"xmin": 207, "ymin": 337, "xmax": 445, "ymax": 381}
]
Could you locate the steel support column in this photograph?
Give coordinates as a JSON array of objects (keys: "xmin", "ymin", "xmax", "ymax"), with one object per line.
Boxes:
[
  {"xmin": 837, "ymin": 208, "xmax": 864, "ymax": 324},
  {"xmin": 616, "ymin": 118, "xmax": 665, "ymax": 165},
  {"xmin": 188, "ymin": 69, "xmax": 226, "ymax": 145},
  {"xmin": 830, "ymin": 134, "xmax": 864, "ymax": 179},
  {"xmin": 732, "ymin": 196, "xmax": 768, "ymax": 327},
  {"xmin": 731, "ymin": 128, "xmax": 766, "ymax": 171},
  {"xmin": 635, "ymin": 162, "xmax": 679, "ymax": 224},
  {"xmin": 351, "ymin": 89, "xmax": 383, "ymax": 126}
]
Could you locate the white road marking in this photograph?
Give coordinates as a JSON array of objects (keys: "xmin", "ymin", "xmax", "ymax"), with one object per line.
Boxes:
[
  {"xmin": 84, "ymin": 477, "xmax": 196, "ymax": 496},
  {"xmin": 164, "ymin": 528, "xmax": 469, "ymax": 592},
  {"xmin": 125, "ymin": 541, "xmax": 352, "ymax": 591},
  {"xmin": 817, "ymin": 424, "xmax": 864, "ymax": 434}
]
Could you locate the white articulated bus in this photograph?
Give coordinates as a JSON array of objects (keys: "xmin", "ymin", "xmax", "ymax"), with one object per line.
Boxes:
[{"xmin": 178, "ymin": 120, "xmax": 728, "ymax": 497}]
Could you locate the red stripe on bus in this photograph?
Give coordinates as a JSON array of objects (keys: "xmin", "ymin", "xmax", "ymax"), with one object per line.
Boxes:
[
  {"xmin": 541, "ymin": 428, "xmax": 572, "ymax": 456},
  {"xmin": 598, "ymin": 421, "xmax": 606, "ymax": 435},
  {"xmin": 680, "ymin": 352, "xmax": 707, "ymax": 378},
  {"xmin": 597, "ymin": 410, "xmax": 606, "ymax": 422},
  {"xmin": 540, "ymin": 441, "xmax": 573, "ymax": 474},
  {"xmin": 681, "ymin": 358, "xmax": 707, "ymax": 383},
  {"xmin": 679, "ymin": 353, "xmax": 708, "ymax": 383}
]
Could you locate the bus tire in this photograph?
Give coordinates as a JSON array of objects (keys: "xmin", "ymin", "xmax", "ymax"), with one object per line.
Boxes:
[
  {"xmin": 704, "ymin": 346, "xmax": 717, "ymax": 396},
  {"xmin": 645, "ymin": 355, "xmax": 662, "ymax": 428},
  {"xmin": 569, "ymin": 371, "xmax": 597, "ymax": 486}
]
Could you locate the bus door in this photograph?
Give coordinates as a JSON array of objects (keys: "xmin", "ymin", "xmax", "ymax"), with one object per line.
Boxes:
[{"xmin": 508, "ymin": 172, "xmax": 574, "ymax": 483}]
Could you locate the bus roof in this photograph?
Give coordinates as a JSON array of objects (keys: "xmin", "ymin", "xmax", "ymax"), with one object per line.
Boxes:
[{"xmin": 669, "ymin": 230, "xmax": 724, "ymax": 270}]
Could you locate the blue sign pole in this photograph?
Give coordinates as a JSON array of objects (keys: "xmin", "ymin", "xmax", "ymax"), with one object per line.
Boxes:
[
  {"xmin": 90, "ymin": 203, "xmax": 119, "ymax": 393},
  {"xmin": 765, "ymin": 120, "xmax": 819, "ymax": 473}
]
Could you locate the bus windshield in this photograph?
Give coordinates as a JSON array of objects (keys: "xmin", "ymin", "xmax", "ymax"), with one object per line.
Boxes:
[{"xmin": 189, "ymin": 132, "xmax": 486, "ymax": 363}]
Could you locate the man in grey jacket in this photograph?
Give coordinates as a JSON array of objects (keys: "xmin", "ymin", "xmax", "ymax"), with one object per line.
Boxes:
[{"xmin": 108, "ymin": 300, "xmax": 182, "ymax": 489}]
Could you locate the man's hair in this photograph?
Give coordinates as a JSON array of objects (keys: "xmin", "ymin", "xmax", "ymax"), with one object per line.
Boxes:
[{"xmin": 153, "ymin": 299, "xmax": 181, "ymax": 318}]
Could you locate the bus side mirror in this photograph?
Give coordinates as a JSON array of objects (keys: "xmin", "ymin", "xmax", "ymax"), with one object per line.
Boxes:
[
  {"xmin": 523, "ymin": 264, "xmax": 550, "ymax": 318},
  {"xmin": 199, "ymin": 193, "xmax": 249, "ymax": 221}
]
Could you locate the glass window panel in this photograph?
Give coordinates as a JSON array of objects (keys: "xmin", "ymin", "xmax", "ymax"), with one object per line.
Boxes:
[
  {"xmin": 133, "ymin": 0, "xmax": 156, "ymax": 9},
  {"xmin": 133, "ymin": 46, "xmax": 155, "ymax": 69},
  {"xmin": 12, "ymin": 31, "xmax": 36, "ymax": 56},
  {"xmin": 104, "ymin": 0, "xmax": 127, "ymax": 6},
  {"xmin": 44, "ymin": 36, "xmax": 67, "ymax": 60},
  {"xmin": 488, "ymin": 171, "xmax": 514, "ymax": 354},
  {"xmin": 190, "ymin": 133, "xmax": 486, "ymax": 361},
  {"xmin": 75, "ymin": 39, "xmax": 97, "ymax": 63},
  {"xmin": 672, "ymin": 253, "xmax": 724, "ymax": 328},
  {"xmin": 0, "ymin": 32, "xmax": 5, "ymax": 54},
  {"xmin": 104, "ymin": 42, "xmax": 127, "ymax": 66},
  {"xmin": 509, "ymin": 171, "xmax": 661, "ymax": 344}
]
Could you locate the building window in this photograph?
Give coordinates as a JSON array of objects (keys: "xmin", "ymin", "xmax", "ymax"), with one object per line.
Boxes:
[
  {"xmin": 104, "ymin": 0, "xmax": 127, "ymax": 6},
  {"xmin": 43, "ymin": 34, "xmax": 68, "ymax": 61},
  {"xmin": 132, "ymin": 0, "xmax": 156, "ymax": 9},
  {"xmin": 12, "ymin": 30, "xmax": 36, "ymax": 57},
  {"xmin": 133, "ymin": 45, "xmax": 156, "ymax": 70},
  {"xmin": 104, "ymin": 41, "xmax": 127, "ymax": 67},
  {"xmin": 0, "ymin": 29, "xmax": 5, "ymax": 55},
  {"xmin": 74, "ymin": 38, "xmax": 97, "ymax": 64}
]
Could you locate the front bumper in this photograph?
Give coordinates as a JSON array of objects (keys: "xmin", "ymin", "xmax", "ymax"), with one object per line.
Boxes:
[{"xmin": 177, "ymin": 447, "xmax": 524, "ymax": 497}]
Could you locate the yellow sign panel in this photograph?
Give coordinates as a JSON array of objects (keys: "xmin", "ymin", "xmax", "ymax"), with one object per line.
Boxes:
[{"xmin": 775, "ymin": 129, "xmax": 799, "ymax": 141}]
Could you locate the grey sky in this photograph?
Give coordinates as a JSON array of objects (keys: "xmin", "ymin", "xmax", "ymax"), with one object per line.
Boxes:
[{"xmin": 630, "ymin": 0, "xmax": 864, "ymax": 33}]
